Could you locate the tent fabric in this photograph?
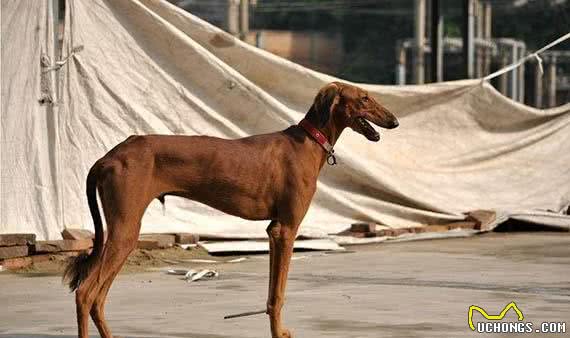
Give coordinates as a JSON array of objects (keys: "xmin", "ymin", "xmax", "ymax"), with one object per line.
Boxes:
[
  {"xmin": 1, "ymin": 0, "xmax": 569, "ymax": 240},
  {"xmin": 1, "ymin": 0, "xmax": 62, "ymax": 239}
]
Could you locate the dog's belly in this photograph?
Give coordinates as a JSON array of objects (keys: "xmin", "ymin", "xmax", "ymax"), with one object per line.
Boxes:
[
  {"xmin": 148, "ymin": 134, "xmax": 289, "ymax": 221},
  {"xmin": 171, "ymin": 189, "xmax": 275, "ymax": 221}
]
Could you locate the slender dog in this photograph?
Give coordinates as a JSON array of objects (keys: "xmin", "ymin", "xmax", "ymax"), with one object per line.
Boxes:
[{"xmin": 64, "ymin": 82, "xmax": 399, "ymax": 338}]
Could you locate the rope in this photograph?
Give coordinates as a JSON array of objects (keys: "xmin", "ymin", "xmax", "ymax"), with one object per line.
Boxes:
[
  {"xmin": 43, "ymin": 45, "xmax": 84, "ymax": 72},
  {"xmin": 482, "ymin": 32, "xmax": 570, "ymax": 81}
]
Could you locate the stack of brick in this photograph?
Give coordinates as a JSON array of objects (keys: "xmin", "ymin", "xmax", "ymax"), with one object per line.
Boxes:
[
  {"xmin": 0, "ymin": 234, "xmax": 36, "ymax": 269},
  {"xmin": 339, "ymin": 210, "xmax": 496, "ymax": 239},
  {"xmin": 0, "ymin": 229, "xmax": 201, "ymax": 271},
  {"xmin": 137, "ymin": 233, "xmax": 199, "ymax": 249},
  {"xmin": 0, "ymin": 229, "xmax": 94, "ymax": 271}
]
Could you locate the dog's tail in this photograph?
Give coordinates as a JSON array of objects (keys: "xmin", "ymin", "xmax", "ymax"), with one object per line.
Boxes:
[{"xmin": 63, "ymin": 166, "xmax": 105, "ymax": 291}]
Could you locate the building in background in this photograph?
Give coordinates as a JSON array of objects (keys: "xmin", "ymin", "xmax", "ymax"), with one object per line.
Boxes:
[{"xmin": 170, "ymin": 0, "xmax": 569, "ymax": 107}]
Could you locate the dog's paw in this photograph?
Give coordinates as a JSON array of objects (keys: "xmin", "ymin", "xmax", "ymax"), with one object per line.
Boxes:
[{"xmin": 274, "ymin": 329, "xmax": 292, "ymax": 338}]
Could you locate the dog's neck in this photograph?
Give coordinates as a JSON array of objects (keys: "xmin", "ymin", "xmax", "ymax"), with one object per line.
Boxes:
[
  {"xmin": 304, "ymin": 106, "xmax": 347, "ymax": 147},
  {"xmin": 318, "ymin": 120, "xmax": 346, "ymax": 147},
  {"xmin": 295, "ymin": 116, "xmax": 348, "ymax": 168}
]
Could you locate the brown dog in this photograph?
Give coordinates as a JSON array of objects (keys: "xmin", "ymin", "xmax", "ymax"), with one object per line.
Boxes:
[{"xmin": 64, "ymin": 82, "xmax": 399, "ymax": 338}]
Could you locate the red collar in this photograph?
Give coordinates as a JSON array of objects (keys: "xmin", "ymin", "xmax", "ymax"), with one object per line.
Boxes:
[{"xmin": 298, "ymin": 119, "xmax": 337, "ymax": 165}]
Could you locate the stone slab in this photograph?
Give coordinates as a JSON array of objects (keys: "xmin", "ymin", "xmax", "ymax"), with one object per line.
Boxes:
[
  {"xmin": 466, "ymin": 210, "xmax": 497, "ymax": 230},
  {"xmin": 173, "ymin": 233, "xmax": 199, "ymax": 244},
  {"xmin": 61, "ymin": 228, "xmax": 94, "ymax": 240},
  {"xmin": 350, "ymin": 223, "xmax": 377, "ymax": 233},
  {"xmin": 0, "ymin": 245, "xmax": 29, "ymax": 259},
  {"xmin": 0, "ymin": 234, "xmax": 36, "ymax": 247},
  {"xmin": 34, "ymin": 239, "xmax": 93, "ymax": 253},
  {"xmin": 139, "ymin": 234, "xmax": 175, "ymax": 248}
]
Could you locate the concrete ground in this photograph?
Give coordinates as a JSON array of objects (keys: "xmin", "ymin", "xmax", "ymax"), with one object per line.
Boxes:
[{"xmin": 0, "ymin": 232, "xmax": 569, "ymax": 338}]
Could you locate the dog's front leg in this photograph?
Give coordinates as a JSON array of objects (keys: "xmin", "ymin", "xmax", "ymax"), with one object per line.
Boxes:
[
  {"xmin": 266, "ymin": 221, "xmax": 278, "ymax": 312},
  {"xmin": 266, "ymin": 221, "xmax": 298, "ymax": 338}
]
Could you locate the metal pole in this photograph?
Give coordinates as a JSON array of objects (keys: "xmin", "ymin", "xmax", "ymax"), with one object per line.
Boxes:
[
  {"xmin": 239, "ymin": 0, "xmax": 249, "ymax": 40},
  {"xmin": 53, "ymin": 0, "xmax": 59, "ymax": 58},
  {"xmin": 430, "ymin": 0, "xmax": 443, "ymax": 82},
  {"xmin": 226, "ymin": 0, "xmax": 239, "ymax": 35},
  {"xmin": 52, "ymin": 0, "xmax": 60, "ymax": 100},
  {"xmin": 224, "ymin": 309, "xmax": 266, "ymax": 320},
  {"xmin": 547, "ymin": 56, "xmax": 557, "ymax": 107},
  {"xmin": 498, "ymin": 51, "xmax": 508, "ymax": 95},
  {"xmin": 534, "ymin": 60, "xmax": 543, "ymax": 108},
  {"xmin": 255, "ymin": 31, "xmax": 264, "ymax": 48},
  {"xmin": 483, "ymin": 2, "xmax": 492, "ymax": 76},
  {"xmin": 475, "ymin": 0, "xmax": 484, "ymax": 78},
  {"xmin": 462, "ymin": 0, "xmax": 475, "ymax": 78},
  {"xmin": 509, "ymin": 43, "xmax": 518, "ymax": 99},
  {"xmin": 414, "ymin": 0, "xmax": 426, "ymax": 84},
  {"xmin": 396, "ymin": 42, "xmax": 407, "ymax": 85},
  {"xmin": 518, "ymin": 44, "xmax": 526, "ymax": 103}
]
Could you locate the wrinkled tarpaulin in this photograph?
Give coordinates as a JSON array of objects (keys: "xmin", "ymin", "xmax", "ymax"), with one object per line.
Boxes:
[{"xmin": 1, "ymin": 0, "xmax": 568, "ymax": 240}]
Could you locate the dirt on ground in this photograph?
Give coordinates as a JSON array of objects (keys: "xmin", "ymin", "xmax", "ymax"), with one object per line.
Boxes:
[{"xmin": 11, "ymin": 246, "xmax": 217, "ymax": 276}]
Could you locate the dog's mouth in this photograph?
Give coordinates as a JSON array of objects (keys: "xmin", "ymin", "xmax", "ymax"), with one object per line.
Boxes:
[{"xmin": 354, "ymin": 116, "xmax": 381, "ymax": 142}]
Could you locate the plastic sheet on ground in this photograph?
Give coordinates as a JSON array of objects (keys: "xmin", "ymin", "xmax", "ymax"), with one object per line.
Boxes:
[{"xmin": 199, "ymin": 239, "xmax": 345, "ymax": 254}]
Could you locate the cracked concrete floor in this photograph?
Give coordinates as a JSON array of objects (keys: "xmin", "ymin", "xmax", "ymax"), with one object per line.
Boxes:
[{"xmin": 1, "ymin": 232, "xmax": 569, "ymax": 338}]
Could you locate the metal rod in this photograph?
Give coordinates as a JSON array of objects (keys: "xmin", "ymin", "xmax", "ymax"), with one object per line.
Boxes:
[
  {"xmin": 509, "ymin": 43, "xmax": 518, "ymax": 99},
  {"xmin": 483, "ymin": 2, "xmax": 492, "ymax": 76},
  {"xmin": 518, "ymin": 44, "xmax": 526, "ymax": 103},
  {"xmin": 239, "ymin": 0, "xmax": 249, "ymax": 40},
  {"xmin": 224, "ymin": 309, "xmax": 266, "ymax": 320},
  {"xmin": 535, "ymin": 59, "xmax": 543, "ymax": 108},
  {"xmin": 547, "ymin": 56, "xmax": 557, "ymax": 107},
  {"xmin": 396, "ymin": 41, "xmax": 407, "ymax": 85},
  {"xmin": 498, "ymin": 51, "xmax": 508, "ymax": 95},
  {"xmin": 414, "ymin": 0, "xmax": 426, "ymax": 84},
  {"xmin": 226, "ymin": 0, "xmax": 239, "ymax": 35},
  {"xmin": 462, "ymin": 0, "xmax": 475, "ymax": 78},
  {"xmin": 430, "ymin": 0, "xmax": 443, "ymax": 82},
  {"xmin": 475, "ymin": 0, "xmax": 484, "ymax": 78}
]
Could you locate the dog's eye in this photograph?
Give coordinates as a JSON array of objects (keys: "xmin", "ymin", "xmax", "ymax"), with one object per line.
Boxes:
[{"xmin": 362, "ymin": 96, "xmax": 369, "ymax": 102}]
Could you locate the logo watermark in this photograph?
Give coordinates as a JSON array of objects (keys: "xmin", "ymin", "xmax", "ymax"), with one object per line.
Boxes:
[{"xmin": 468, "ymin": 301, "xmax": 566, "ymax": 334}]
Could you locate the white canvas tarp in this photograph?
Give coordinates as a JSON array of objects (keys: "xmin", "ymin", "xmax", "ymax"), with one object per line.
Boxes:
[
  {"xmin": 1, "ymin": 0, "xmax": 569, "ymax": 240},
  {"xmin": 1, "ymin": 0, "xmax": 61, "ymax": 239}
]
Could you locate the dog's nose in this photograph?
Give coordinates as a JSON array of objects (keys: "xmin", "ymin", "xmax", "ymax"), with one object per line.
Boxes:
[{"xmin": 390, "ymin": 119, "xmax": 399, "ymax": 128}]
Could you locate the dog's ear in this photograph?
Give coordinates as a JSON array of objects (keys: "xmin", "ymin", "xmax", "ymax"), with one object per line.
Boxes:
[{"xmin": 312, "ymin": 83, "xmax": 341, "ymax": 128}]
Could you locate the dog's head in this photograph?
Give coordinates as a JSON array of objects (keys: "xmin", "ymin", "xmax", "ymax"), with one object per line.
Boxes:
[{"xmin": 308, "ymin": 82, "xmax": 399, "ymax": 141}]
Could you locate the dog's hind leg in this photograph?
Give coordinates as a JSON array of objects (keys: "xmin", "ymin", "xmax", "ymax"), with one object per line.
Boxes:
[
  {"xmin": 87, "ymin": 158, "xmax": 155, "ymax": 338},
  {"xmin": 89, "ymin": 226, "xmax": 140, "ymax": 338},
  {"xmin": 75, "ymin": 276, "xmax": 100, "ymax": 338}
]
